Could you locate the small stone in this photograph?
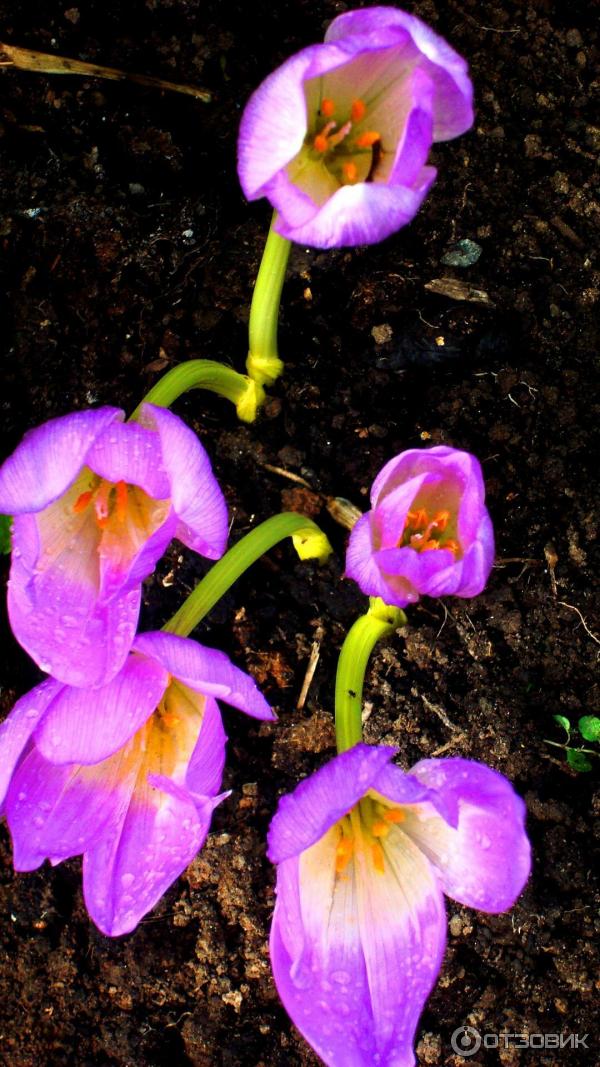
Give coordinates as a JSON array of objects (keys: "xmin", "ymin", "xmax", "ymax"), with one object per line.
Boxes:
[
  {"xmin": 441, "ymin": 238, "xmax": 482, "ymax": 268},
  {"xmin": 128, "ymin": 182, "xmax": 145, "ymax": 195},
  {"xmin": 449, "ymin": 914, "xmax": 463, "ymax": 937},
  {"xmin": 565, "ymin": 27, "xmax": 583, "ymax": 47},
  {"xmin": 64, "ymin": 7, "xmax": 80, "ymax": 23},
  {"xmin": 371, "ymin": 323, "xmax": 393, "ymax": 345}
]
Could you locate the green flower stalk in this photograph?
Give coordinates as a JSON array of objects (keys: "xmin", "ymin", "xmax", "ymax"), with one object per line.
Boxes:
[
  {"xmin": 246, "ymin": 214, "xmax": 291, "ymax": 387},
  {"xmin": 164, "ymin": 512, "xmax": 331, "ymax": 638},
  {"xmin": 132, "ymin": 359, "xmax": 265, "ymax": 424},
  {"xmin": 335, "ymin": 597, "xmax": 406, "ymax": 753}
]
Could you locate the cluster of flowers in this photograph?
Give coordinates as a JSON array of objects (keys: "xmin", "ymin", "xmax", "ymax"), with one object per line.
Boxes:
[{"xmin": 0, "ymin": 8, "xmax": 532, "ymax": 1066}]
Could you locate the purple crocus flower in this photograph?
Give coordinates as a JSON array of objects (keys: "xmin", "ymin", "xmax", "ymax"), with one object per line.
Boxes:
[
  {"xmin": 0, "ymin": 404, "xmax": 228, "ymax": 687},
  {"xmin": 268, "ymin": 743, "xmax": 530, "ymax": 1067},
  {"xmin": 0, "ymin": 631, "xmax": 274, "ymax": 936},
  {"xmin": 346, "ymin": 446, "xmax": 494, "ymax": 609},
  {"xmin": 238, "ymin": 7, "xmax": 473, "ymax": 248}
]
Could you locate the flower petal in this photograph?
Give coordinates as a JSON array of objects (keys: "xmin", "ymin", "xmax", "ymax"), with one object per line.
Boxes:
[
  {"xmin": 185, "ymin": 695, "xmax": 227, "ymax": 798},
  {"xmin": 34, "ymin": 653, "xmax": 169, "ymax": 765},
  {"xmin": 0, "ymin": 678, "xmax": 63, "ymax": 810},
  {"xmin": 133, "ymin": 632, "xmax": 275, "ymax": 720},
  {"xmin": 0, "ymin": 407, "xmax": 122, "ymax": 514},
  {"xmin": 274, "ymin": 169, "xmax": 436, "ymax": 249},
  {"xmin": 5, "ymin": 740, "xmax": 140, "ymax": 870},
  {"xmin": 345, "ymin": 512, "xmax": 399, "ymax": 603},
  {"xmin": 138, "ymin": 404, "xmax": 228, "ymax": 560},
  {"xmin": 268, "ymin": 743, "xmax": 397, "ymax": 864},
  {"xmin": 271, "ymin": 816, "xmax": 446, "ymax": 1066},
  {"xmin": 457, "ymin": 518, "xmax": 494, "ymax": 597},
  {"xmin": 406, "ymin": 758, "xmax": 531, "ymax": 912},
  {"xmin": 7, "ymin": 534, "xmax": 141, "ymax": 686},
  {"xmin": 82, "ymin": 773, "xmax": 223, "ymax": 936},
  {"xmin": 85, "ymin": 420, "xmax": 171, "ymax": 499}
]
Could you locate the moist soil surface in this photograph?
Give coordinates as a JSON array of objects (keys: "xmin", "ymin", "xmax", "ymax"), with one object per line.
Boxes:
[{"xmin": 0, "ymin": 2, "xmax": 598, "ymax": 1065}]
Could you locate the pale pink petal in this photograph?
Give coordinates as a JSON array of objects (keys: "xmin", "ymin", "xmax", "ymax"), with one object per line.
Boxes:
[{"xmin": 85, "ymin": 420, "xmax": 171, "ymax": 499}]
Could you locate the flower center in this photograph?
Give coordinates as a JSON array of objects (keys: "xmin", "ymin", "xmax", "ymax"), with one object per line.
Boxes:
[
  {"xmin": 73, "ymin": 476, "xmax": 130, "ymax": 529},
  {"xmin": 334, "ymin": 799, "xmax": 406, "ymax": 876},
  {"xmin": 400, "ymin": 508, "xmax": 460, "ymax": 556},
  {"xmin": 310, "ymin": 96, "xmax": 382, "ymax": 185}
]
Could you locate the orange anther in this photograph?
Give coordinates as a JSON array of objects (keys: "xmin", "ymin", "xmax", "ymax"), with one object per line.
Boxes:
[
  {"xmin": 162, "ymin": 712, "xmax": 180, "ymax": 728},
  {"xmin": 335, "ymin": 835, "xmax": 354, "ymax": 873},
  {"xmin": 356, "ymin": 130, "xmax": 381, "ymax": 149},
  {"xmin": 314, "ymin": 134, "xmax": 329, "ymax": 152},
  {"xmin": 321, "ymin": 98, "xmax": 335, "ymax": 118},
  {"xmin": 115, "ymin": 480, "xmax": 128, "ymax": 522},
  {"xmin": 421, "ymin": 539, "xmax": 441, "ymax": 551},
  {"xmin": 371, "ymin": 841, "xmax": 385, "ymax": 873},
  {"xmin": 432, "ymin": 510, "xmax": 450, "ymax": 532},
  {"xmin": 73, "ymin": 490, "xmax": 94, "ymax": 513},
  {"xmin": 383, "ymin": 808, "xmax": 405, "ymax": 823},
  {"xmin": 342, "ymin": 161, "xmax": 358, "ymax": 183},
  {"xmin": 96, "ymin": 515, "xmax": 109, "ymax": 529},
  {"xmin": 443, "ymin": 539, "xmax": 460, "ymax": 555},
  {"xmin": 351, "ymin": 98, "xmax": 366, "ymax": 123},
  {"xmin": 371, "ymin": 819, "xmax": 390, "ymax": 838}
]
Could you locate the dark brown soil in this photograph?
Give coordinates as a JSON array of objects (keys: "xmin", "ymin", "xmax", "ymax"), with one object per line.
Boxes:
[{"xmin": 0, "ymin": 1, "xmax": 598, "ymax": 1065}]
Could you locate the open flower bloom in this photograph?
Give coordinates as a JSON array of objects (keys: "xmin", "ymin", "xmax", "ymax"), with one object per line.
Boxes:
[
  {"xmin": 238, "ymin": 6, "xmax": 473, "ymax": 248},
  {"xmin": 346, "ymin": 446, "xmax": 494, "ymax": 609},
  {"xmin": 268, "ymin": 744, "xmax": 530, "ymax": 1067},
  {"xmin": 0, "ymin": 631, "xmax": 274, "ymax": 936},
  {"xmin": 0, "ymin": 403, "xmax": 228, "ymax": 687}
]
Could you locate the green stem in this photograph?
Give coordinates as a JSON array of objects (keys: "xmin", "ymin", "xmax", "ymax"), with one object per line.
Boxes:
[
  {"xmin": 247, "ymin": 213, "xmax": 291, "ymax": 387},
  {"xmin": 131, "ymin": 359, "xmax": 265, "ymax": 424},
  {"xmin": 163, "ymin": 512, "xmax": 331, "ymax": 638},
  {"xmin": 335, "ymin": 598, "xmax": 406, "ymax": 753}
]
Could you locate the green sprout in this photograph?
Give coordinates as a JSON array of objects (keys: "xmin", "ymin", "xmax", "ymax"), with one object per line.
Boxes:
[{"xmin": 544, "ymin": 714, "xmax": 600, "ymax": 773}]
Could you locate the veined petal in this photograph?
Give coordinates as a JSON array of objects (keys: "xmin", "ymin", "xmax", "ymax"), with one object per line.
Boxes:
[
  {"xmin": 97, "ymin": 493, "xmax": 175, "ymax": 602},
  {"xmin": 456, "ymin": 519, "xmax": 494, "ymax": 597},
  {"xmin": 275, "ymin": 171, "xmax": 436, "ymax": 249},
  {"xmin": 82, "ymin": 773, "xmax": 221, "ymax": 936},
  {"xmin": 0, "ymin": 678, "xmax": 63, "ymax": 810},
  {"xmin": 85, "ymin": 420, "xmax": 171, "ymax": 499},
  {"xmin": 34, "ymin": 653, "xmax": 169, "ymax": 765},
  {"xmin": 372, "ymin": 474, "xmax": 429, "ymax": 547},
  {"xmin": 133, "ymin": 632, "xmax": 275, "ymax": 721},
  {"xmin": 138, "ymin": 404, "xmax": 228, "ymax": 560},
  {"xmin": 406, "ymin": 758, "xmax": 531, "ymax": 912},
  {"xmin": 0, "ymin": 407, "xmax": 122, "ymax": 514},
  {"xmin": 268, "ymin": 744, "xmax": 397, "ymax": 864},
  {"xmin": 185, "ymin": 695, "xmax": 227, "ymax": 798},
  {"xmin": 271, "ymin": 812, "xmax": 446, "ymax": 1066}
]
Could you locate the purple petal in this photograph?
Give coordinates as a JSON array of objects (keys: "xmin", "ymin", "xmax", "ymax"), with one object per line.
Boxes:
[
  {"xmin": 344, "ymin": 512, "xmax": 399, "ymax": 602},
  {"xmin": 5, "ymin": 740, "xmax": 140, "ymax": 870},
  {"xmin": 270, "ymin": 819, "xmax": 446, "ymax": 1065},
  {"xmin": 34, "ymin": 653, "xmax": 169, "ymax": 765},
  {"xmin": 8, "ymin": 536, "xmax": 141, "ymax": 686},
  {"xmin": 0, "ymin": 408, "xmax": 122, "ymax": 514},
  {"xmin": 274, "ymin": 170, "xmax": 436, "ymax": 249},
  {"xmin": 138, "ymin": 404, "xmax": 228, "ymax": 560},
  {"xmin": 456, "ymin": 517, "xmax": 494, "ymax": 597},
  {"xmin": 133, "ymin": 632, "xmax": 275, "ymax": 720},
  {"xmin": 97, "ymin": 509, "xmax": 177, "ymax": 602},
  {"xmin": 371, "ymin": 473, "xmax": 429, "ymax": 547},
  {"xmin": 185, "ymin": 695, "xmax": 227, "ymax": 797},
  {"xmin": 406, "ymin": 758, "xmax": 531, "ymax": 911},
  {"xmin": 325, "ymin": 7, "xmax": 473, "ymax": 141},
  {"xmin": 82, "ymin": 774, "xmax": 221, "ymax": 936},
  {"xmin": 0, "ymin": 678, "xmax": 63, "ymax": 810},
  {"xmin": 268, "ymin": 744, "xmax": 397, "ymax": 863},
  {"xmin": 85, "ymin": 420, "xmax": 171, "ymax": 499}
]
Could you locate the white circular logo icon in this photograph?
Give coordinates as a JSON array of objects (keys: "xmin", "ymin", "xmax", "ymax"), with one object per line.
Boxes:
[{"xmin": 451, "ymin": 1026, "xmax": 482, "ymax": 1057}]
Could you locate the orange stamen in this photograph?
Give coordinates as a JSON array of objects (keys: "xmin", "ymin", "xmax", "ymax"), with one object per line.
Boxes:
[
  {"xmin": 356, "ymin": 130, "xmax": 380, "ymax": 149},
  {"xmin": 342, "ymin": 161, "xmax": 358, "ymax": 183},
  {"xmin": 321, "ymin": 98, "xmax": 335, "ymax": 118},
  {"xmin": 371, "ymin": 819, "xmax": 390, "ymax": 838},
  {"xmin": 421, "ymin": 539, "xmax": 441, "ymax": 551},
  {"xmin": 406, "ymin": 508, "xmax": 428, "ymax": 531},
  {"xmin": 335, "ymin": 835, "xmax": 354, "ymax": 873},
  {"xmin": 162, "ymin": 712, "xmax": 180, "ymax": 728},
  {"xmin": 432, "ymin": 510, "xmax": 450, "ymax": 532},
  {"xmin": 115, "ymin": 480, "xmax": 128, "ymax": 522},
  {"xmin": 314, "ymin": 133, "xmax": 329, "ymax": 152},
  {"xmin": 351, "ymin": 98, "xmax": 366, "ymax": 123},
  {"xmin": 444, "ymin": 539, "xmax": 460, "ymax": 555},
  {"xmin": 73, "ymin": 489, "xmax": 94, "ymax": 513},
  {"xmin": 371, "ymin": 841, "xmax": 385, "ymax": 873},
  {"xmin": 383, "ymin": 808, "xmax": 405, "ymax": 823}
]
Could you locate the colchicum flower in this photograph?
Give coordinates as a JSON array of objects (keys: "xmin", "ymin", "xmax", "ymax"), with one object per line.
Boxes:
[
  {"xmin": 268, "ymin": 743, "xmax": 530, "ymax": 1067},
  {"xmin": 238, "ymin": 6, "xmax": 473, "ymax": 248},
  {"xmin": 0, "ymin": 631, "xmax": 274, "ymax": 936},
  {"xmin": 0, "ymin": 404, "xmax": 228, "ymax": 687},
  {"xmin": 346, "ymin": 446, "xmax": 494, "ymax": 609}
]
